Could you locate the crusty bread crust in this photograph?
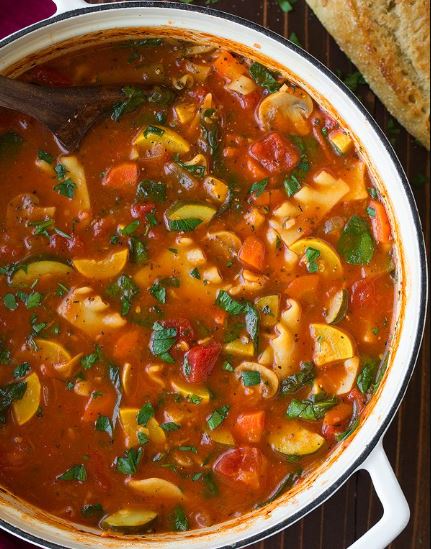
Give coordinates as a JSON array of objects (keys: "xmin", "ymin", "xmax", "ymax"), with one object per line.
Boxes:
[{"xmin": 305, "ymin": 0, "xmax": 430, "ymax": 149}]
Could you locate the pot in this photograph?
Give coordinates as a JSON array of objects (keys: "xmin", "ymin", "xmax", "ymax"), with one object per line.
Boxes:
[{"xmin": 0, "ymin": 2, "xmax": 427, "ymax": 548}]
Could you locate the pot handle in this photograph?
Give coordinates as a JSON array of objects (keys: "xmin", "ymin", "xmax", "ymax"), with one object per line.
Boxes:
[
  {"xmin": 52, "ymin": 0, "xmax": 89, "ymax": 14},
  {"xmin": 347, "ymin": 441, "xmax": 409, "ymax": 549}
]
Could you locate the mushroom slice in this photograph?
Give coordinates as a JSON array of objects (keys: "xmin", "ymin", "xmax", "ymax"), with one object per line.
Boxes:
[
  {"xmin": 6, "ymin": 193, "xmax": 55, "ymax": 228},
  {"xmin": 235, "ymin": 362, "xmax": 279, "ymax": 398},
  {"xmin": 257, "ymin": 84, "xmax": 313, "ymax": 135},
  {"xmin": 127, "ymin": 478, "xmax": 184, "ymax": 500},
  {"xmin": 57, "ymin": 286, "xmax": 126, "ymax": 339},
  {"xmin": 205, "ymin": 231, "xmax": 242, "ymax": 259}
]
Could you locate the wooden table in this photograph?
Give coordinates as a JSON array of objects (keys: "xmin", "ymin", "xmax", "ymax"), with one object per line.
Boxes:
[{"xmin": 87, "ymin": 1, "xmax": 431, "ymax": 547}]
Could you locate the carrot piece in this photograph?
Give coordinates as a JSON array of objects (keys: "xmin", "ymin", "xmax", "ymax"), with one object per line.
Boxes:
[
  {"xmin": 235, "ymin": 411, "xmax": 265, "ymax": 443},
  {"xmin": 213, "ymin": 50, "xmax": 246, "ymax": 82},
  {"xmin": 102, "ymin": 162, "xmax": 139, "ymax": 192},
  {"xmin": 81, "ymin": 391, "xmax": 116, "ymax": 423},
  {"xmin": 238, "ymin": 236, "xmax": 266, "ymax": 272},
  {"xmin": 286, "ymin": 274, "xmax": 320, "ymax": 303},
  {"xmin": 369, "ymin": 200, "xmax": 392, "ymax": 243},
  {"xmin": 112, "ymin": 329, "xmax": 141, "ymax": 362}
]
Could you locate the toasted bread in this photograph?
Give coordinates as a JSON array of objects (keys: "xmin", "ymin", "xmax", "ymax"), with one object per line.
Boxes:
[{"xmin": 305, "ymin": 0, "xmax": 430, "ymax": 149}]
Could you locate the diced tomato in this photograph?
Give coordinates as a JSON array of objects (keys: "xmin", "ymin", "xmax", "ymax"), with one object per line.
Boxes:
[
  {"xmin": 369, "ymin": 200, "xmax": 392, "ymax": 243},
  {"xmin": 236, "ymin": 90, "xmax": 261, "ymax": 111},
  {"xmin": 249, "ymin": 132, "xmax": 300, "ymax": 174},
  {"xmin": 81, "ymin": 391, "xmax": 116, "ymax": 423},
  {"xmin": 235, "ymin": 411, "xmax": 265, "ymax": 443},
  {"xmin": 213, "ymin": 447, "xmax": 267, "ymax": 489},
  {"xmin": 162, "ymin": 318, "xmax": 195, "ymax": 342},
  {"xmin": 27, "ymin": 66, "xmax": 72, "ymax": 87},
  {"xmin": 350, "ymin": 275, "xmax": 394, "ymax": 319},
  {"xmin": 183, "ymin": 342, "xmax": 222, "ymax": 383},
  {"xmin": 112, "ymin": 329, "xmax": 141, "ymax": 362},
  {"xmin": 238, "ymin": 236, "xmax": 267, "ymax": 272},
  {"xmin": 286, "ymin": 274, "xmax": 320, "ymax": 303},
  {"xmin": 347, "ymin": 387, "xmax": 367, "ymax": 414},
  {"xmin": 130, "ymin": 202, "xmax": 156, "ymax": 220},
  {"xmin": 102, "ymin": 162, "xmax": 139, "ymax": 193},
  {"xmin": 246, "ymin": 155, "xmax": 268, "ymax": 180}
]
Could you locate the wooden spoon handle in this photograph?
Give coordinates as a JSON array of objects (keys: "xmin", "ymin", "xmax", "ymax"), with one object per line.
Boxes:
[{"xmin": 0, "ymin": 75, "xmax": 52, "ymax": 123}]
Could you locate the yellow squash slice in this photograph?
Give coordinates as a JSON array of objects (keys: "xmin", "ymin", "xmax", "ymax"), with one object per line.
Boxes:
[
  {"xmin": 255, "ymin": 295, "xmax": 280, "ymax": 327},
  {"xmin": 119, "ymin": 408, "xmax": 166, "ymax": 448},
  {"xmin": 290, "ymin": 238, "xmax": 343, "ymax": 278},
  {"xmin": 268, "ymin": 420, "xmax": 325, "ymax": 456},
  {"xmin": 223, "ymin": 339, "xmax": 255, "ymax": 357},
  {"xmin": 72, "ymin": 249, "xmax": 128, "ymax": 280},
  {"xmin": 171, "ymin": 379, "xmax": 210, "ymax": 403},
  {"xmin": 208, "ymin": 428, "xmax": 235, "ymax": 446},
  {"xmin": 34, "ymin": 339, "xmax": 82, "ymax": 379},
  {"xmin": 101, "ymin": 509, "xmax": 157, "ymax": 532},
  {"xmin": 127, "ymin": 478, "xmax": 183, "ymax": 499},
  {"xmin": 11, "ymin": 260, "xmax": 72, "ymax": 288},
  {"xmin": 60, "ymin": 155, "xmax": 91, "ymax": 211},
  {"xmin": 310, "ymin": 323, "xmax": 355, "ymax": 367},
  {"xmin": 12, "ymin": 372, "xmax": 41, "ymax": 426},
  {"xmin": 134, "ymin": 125, "xmax": 190, "ymax": 154}
]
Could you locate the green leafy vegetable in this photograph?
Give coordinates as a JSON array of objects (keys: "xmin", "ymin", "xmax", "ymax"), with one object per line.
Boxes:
[
  {"xmin": 338, "ymin": 215, "xmax": 375, "ymax": 265},
  {"xmin": 190, "ymin": 267, "xmax": 201, "ymax": 280},
  {"xmin": 202, "ymin": 471, "xmax": 219, "ymax": 497},
  {"xmin": 249, "ymin": 62, "xmax": 281, "ymax": 93},
  {"xmin": 13, "ymin": 362, "xmax": 31, "ymax": 379},
  {"xmin": 129, "ymin": 237, "xmax": 148, "ymax": 264},
  {"xmin": 241, "ymin": 370, "xmax": 261, "ymax": 387},
  {"xmin": 149, "ymin": 322, "xmax": 177, "ymax": 363},
  {"xmin": 336, "ymin": 416, "xmax": 359, "ymax": 441},
  {"xmin": 167, "ymin": 218, "xmax": 202, "ymax": 232},
  {"xmin": 81, "ymin": 503, "xmax": 104, "ymax": 518},
  {"xmin": 245, "ymin": 303, "xmax": 260, "ymax": 350},
  {"xmin": 256, "ymin": 471, "xmax": 300, "ymax": 508},
  {"xmin": 136, "ymin": 179, "xmax": 167, "ymax": 202},
  {"xmin": 0, "ymin": 381, "xmax": 27, "ymax": 418},
  {"xmin": 249, "ymin": 178, "xmax": 268, "ymax": 197},
  {"xmin": 81, "ymin": 345, "xmax": 102, "ymax": 370},
  {"xmin": 144, "ymin": 125, "xmax": 165, "ymax": 138},
  {"xmin": 175, "ymin": 157, "xmax": 206, "ymax": 178},
  {"xmin": 54, "ymin": 178, "xmax": 76, "ymax": 199},
  {"xmin": 115, "ymin": 447, "xmax": 143, "ymax": 475},
  {"xmin": 137, "ymin": 402, "xmax": 155, "ymax": 426},
  {"xmin": 281, "ymin": 361, "xmax": 315, "ymax": 394},
  {"xmin": 160, "ymin": 421, "xmax": 181, "ymax": 432},
  {"xmin": 57, "ymin": 464, "xmax": 87, "ymax": 481},
  {"xmin": 172, "ymin": 505, "xmax": 189, "ymax": 532},
  {"xmin": 286, "ymin": 393, "xmax": 338, "ymax": 420},
  {"xmin": 284, "ymin": 173, "xmax": 302, "ymax": 197},
  {"xmin": 305, "ymin": 247, "xmax": 320, "ymax": 273},
  {"xmin": 120, "ymin": 220, "xmax": 140, "ymax": 235},
  {"xmin": 112, "ymin": 86, "xmax": 146, "ymax": 121},
  {"xmin": 216, "ymin": 290, "xmax": 246, "ymax": 315},
  {"xmin": 106, "ymin": 275, "xmax": 139, "ymax": 316},
  {"xmin": 277, "ymin": 0, "xmax": 297, "ymax": 12},
  {"xmin": 149, "ymin": 282, "xmax": 166, "ymax": 304},
  {"xmin": 3, "ymin": 293, "xmax": 18, "ymax": 311},
  {"xmin": 37, "ymin": 150, "xmax": 53, "ymax": 164},
  {"xmin": 207, "ymin": 404, "xmax": 230, "ymax": 430},
  {"xmin": 95, "ymin": 415, "xmax": 113, "ymax": 437},
  {"xmin": 356, "ymin": 356, "xmax": 379, "ymax": 394}
]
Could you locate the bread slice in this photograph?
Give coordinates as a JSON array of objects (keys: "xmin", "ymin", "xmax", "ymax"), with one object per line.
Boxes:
[{"xmin": 305, "ymin": 0, "xmax": 430, "ymax": 149}]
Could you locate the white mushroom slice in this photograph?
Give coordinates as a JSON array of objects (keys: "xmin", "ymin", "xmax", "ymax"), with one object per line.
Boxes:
[
  {"xmin": 206, "ymin": 231, "xmax": 242, "ymax": 258},
  {"xmin": 59, "ymin": 155, "xmax": 91, "ymax": 211},
  {"xmin": 172, "ymin": 74, "xmax": 194, "ymax": 90},
  {"xmin": 127, "ymin": 478, "xmax": 184, "ymax": 500},
  {"xmin": 235, "ymin": 361, "xmax": 279, "ymax": 398},
  {"xmin": 226, "ymin": 74, "xmax": 257, "ymax": 95},
  {"xmin": 57, "ymin": 286, "xmax": 126, "ymax": 338},
  {"xmin": 185, "ymin": 61, "xmax": 211, "ymax": 82},
  {"xmin": 271, "ymin": 299, "xmax": 302, "ymax": 378},
  {"xmin": 6, "ymin": 193, "xmax": 55, "ymax": 228},
  {"xmin": 202, "ymin": 266, "xmax": 222, "ymax": 284},
  {"xmin": 257, "ymin": 83, "xmax": 314, "ymax": 135}
]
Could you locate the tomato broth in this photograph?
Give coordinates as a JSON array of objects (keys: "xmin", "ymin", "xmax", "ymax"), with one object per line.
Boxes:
[{"xmin": 0, "ymin": 37, "xmax": 396, "ymax": 535}]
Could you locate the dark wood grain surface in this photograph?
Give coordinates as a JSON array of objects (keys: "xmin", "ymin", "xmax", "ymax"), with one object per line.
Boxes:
[{"xmin": 91, "ymin": 1, "xmax": 430, "ymax": 547}]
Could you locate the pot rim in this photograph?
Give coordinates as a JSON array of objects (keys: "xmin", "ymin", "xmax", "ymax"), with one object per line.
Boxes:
[{"xmin": 0, "ymin": 3, "xmax": 427, "ymax": 549}]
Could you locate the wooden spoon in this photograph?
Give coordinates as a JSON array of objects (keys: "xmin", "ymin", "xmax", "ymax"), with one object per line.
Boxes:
[{"xmin": 0, "ymin": 75, "xmax": 127, "ymax": 152}]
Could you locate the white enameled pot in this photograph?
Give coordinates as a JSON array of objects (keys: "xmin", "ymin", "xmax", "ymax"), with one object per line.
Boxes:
[{"xmin": 0, "ymin": 2, "xmax": 427, "ymax": 548}]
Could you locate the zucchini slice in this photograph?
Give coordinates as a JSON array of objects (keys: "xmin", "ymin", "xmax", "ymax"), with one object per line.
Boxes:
[
  {"xmin": 310, "ymin": 323, "xmax": 355, "ymax": 366},
  {"xmin": 101, "ymin": 508, "xmax": 157, "ymax": 532},
  {"xmin": 268, "ymin": 420, "xmax": 325, "ymax": 456},
  {"xmin": 127, "ymin": 478, "xmax": 183, "ymax": 500},
  {"xmin": 11, "ymin": 260, "xmax": 72, "ymax": 288},
  {"xmin": 134, "ymin": 125, "xmax": 190, "ymax": 154},
  {"xmin": 171, "ymin": 379, "xmax": 210, "ymax": 403},
  {"xmin": 290, "ymin": 237, "xmax": 343, "ymax": 278},
  {"xmin": 325, "ymin": 289, "xmax": 349, "ymax": 324},
  {"xmin": 255, "ymin": 295, "xmax": 280, "ymax": 327},
  {"xmin": 165, "ymin": 201, "xmax": 216, "ymax": 232}
]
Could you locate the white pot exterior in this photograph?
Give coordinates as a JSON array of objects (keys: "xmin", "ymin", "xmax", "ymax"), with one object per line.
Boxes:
[{"xmin": 0, "ymin": 3, "xmax": 427, "ymax": 549}]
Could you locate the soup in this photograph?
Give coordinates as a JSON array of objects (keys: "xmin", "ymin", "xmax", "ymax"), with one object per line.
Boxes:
[{"xmin": 0, "ymin": 37, "xmax": 396, "ymax": 534}]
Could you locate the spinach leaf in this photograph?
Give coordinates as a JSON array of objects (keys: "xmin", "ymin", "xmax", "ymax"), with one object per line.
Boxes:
[
  {"xmin": 172, "ymin": 505, "xmax": 189, "ymax": 532},
  {"xmin": 356, "ymin": 356, "xmax": 379, "ymax": 394},
  {"xmin": 256, "ymin": 471, "xmax": 300, "ymax": 508},
  {"xmin": 286, "ymin": 393, "xmax": 338, "ymax": 421},
  {"xmin": 249, "ymin": 178, "xmax": 268, "ymax": 197},
  {"xmin": 137, "ymin": 402, "xmax": 155, "ymax": 426},
  {"xmin": 112, "ymin": 86, "xmax": 146, "ymax": 121},
  {"xmin": 136, "ymin": 179, "xmax": 167, "ymax": 202},
  {"xmin": 57, "ymin": 464, "xmax": 87, "ymax": 481},
  {"xmin": 241, "ymin": 370, "xmax": 261, "ymax": 387},
  {"xmin": 207, "ymin": 404, "xmax": 230, "ymax": 430},
  {"xmin": 249, "ymin": 62, "xmax": 281, "ymax": 93},
  {"xmin": 338, "ymin": 215, "xmax": 375, "ymax": 265},
  {"xmin": 115, "ymin": 447, "xmax": 143, "ymax": 475},
  {"xmin": 245, "ymin": 303, "xmax": 260, "ymax": 349},
  {"xmin": 0, "ymin": 381, "xmax": 27, "ymax": 415},
  {"xmin": 149, "ymin": 321, "xmax": 177, "ymax": 363},
  {"xmin": 106, "ymin": 275, "xmax": 139, "ymax": 315},
  {"xmin": 167, "ymin": 218, "xmax": 202, "ymax": 232},
  {"xmin": 215, "ymin": 290, "xmax": 246, "ymax": 315},
  {"xmin": 281, "ymin": 361, "xmax": 315, "ymax": 394},
  {"xmin": 81, "ymin": 503, "xmax": 104, "ymax": 518},
  {"xmin": 95, "ymin": 415, "xmax": 113, "ymax": 437}
]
